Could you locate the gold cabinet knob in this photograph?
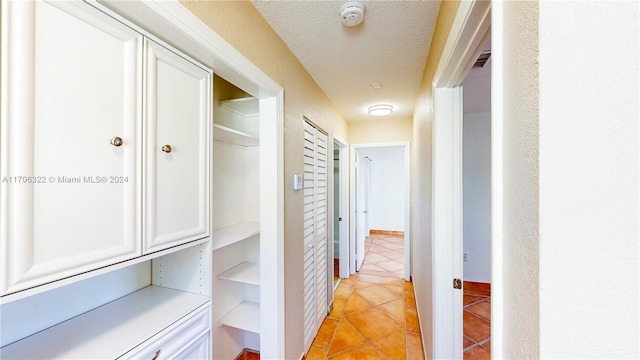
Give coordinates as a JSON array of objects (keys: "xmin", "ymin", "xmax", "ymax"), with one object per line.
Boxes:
[
  {"xmin": 110, "ymin": 136, "xmax": 124, "ymax": 147},
  {"xmin": 161, "ymin": 145, "xmax": 172, "ymax": 153}
]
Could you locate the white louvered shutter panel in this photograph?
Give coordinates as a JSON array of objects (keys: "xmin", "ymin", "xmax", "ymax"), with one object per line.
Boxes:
[
  {"xmin": 303, "ymin": 122, "xmax": 317, "ymax": 350},
  {"xmin": 314, "ymin": 131, "xmax": 328, "ymax": 330},
  {"xmin": 302, "ymin": 121, "xmax": 329, "ymax": 352}
]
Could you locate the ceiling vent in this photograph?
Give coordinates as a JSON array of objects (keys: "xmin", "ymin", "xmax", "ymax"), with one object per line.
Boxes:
[
  {"xmin": 473, "ymin": 51, "xmax": 491, "ymax": 68},
  {"xmin": 341, "ymin": 2, "xmax": 365, "ymax": 27}
]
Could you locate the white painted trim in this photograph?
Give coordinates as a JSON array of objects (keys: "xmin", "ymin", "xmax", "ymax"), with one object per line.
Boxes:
[
  {"xmin": 490, "ymin": 2, "xmax": 504, "ymax": 357},
  {"xmin": 332, "ymin": 134, "xmax": 350, "ymax": 280},
  {"xmin": 403, "ymin": 144, "xmax": 412, "ymax": 282},
  {"xmin": 88, "ymin": 1, "xmax": 286, "ymax": 358},
  {"xmin": 433, "ymin": 1, "xmax": 492, "ymax": 88},
  {"xmin": 259, "ymin": 94, "xmax": 285, "ymax": 359},
  {"xmin": 349, "ymin": 145, "xmax": 357, "ymax": 275},
  {"xmin": 430, "ymin": 0, "xmax": 491, "ymax": 358},
  {"xmin": 349, "ymin": 142, "xmax": 411, "ymax": 279},
  {"xmin": 432, "ymin": 87, "xmax": 464, "ymax": 358}
]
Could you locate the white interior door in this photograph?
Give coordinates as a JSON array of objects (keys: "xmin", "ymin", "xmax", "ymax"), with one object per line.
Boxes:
[
  {"xmin": 334, "ymin": 137, "xmax": 350, "ymax": 280},
  {"xmin": 364, "ymin": 157, "xmax": 371, "ymax": 237},
  {"xmin": 355, "ymin": 152, "xmax": 368, "ymax": 271},
  {"xmin": 302, "ymin": 120, "xmax": 328, "ymax": 352}
]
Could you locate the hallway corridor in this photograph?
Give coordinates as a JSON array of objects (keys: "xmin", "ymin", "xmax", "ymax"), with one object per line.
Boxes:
[{"xmin": 305, "ymin": 234, "xmax": 424, "ymax": 360}]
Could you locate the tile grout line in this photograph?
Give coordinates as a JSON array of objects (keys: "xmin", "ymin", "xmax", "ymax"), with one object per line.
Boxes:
[
  {"xmin": 311, "ymin": 234, "xmax": 422, "ymax": 360},
  {"xmin": 463, "ymin": 307, "xmax": 491, "ymax": 323}
]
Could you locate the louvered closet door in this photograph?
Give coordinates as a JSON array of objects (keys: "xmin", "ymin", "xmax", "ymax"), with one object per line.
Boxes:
[
  {"xmin": 314, "ymin": 131, "xmax": 328, "ymax": 329},
  {"xmin": 302, "ymin": 121, "xmax": 329, "ymax": 351}
]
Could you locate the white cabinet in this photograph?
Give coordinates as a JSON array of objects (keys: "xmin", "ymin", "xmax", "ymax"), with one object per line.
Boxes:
[
  {"xmin": 0, "ymin": 1, "xmax": 211, "ymax": 296},
  {"xmin": 1, "ymin": 285, "xmax": 211, "ymax": 359},
  {"xmin": 1, "ymin": 1, "xmax": 212, "ymax": 358},
  {"xmin": 0, "ymin": 0, "xmax": 143, "ymax": 296},
  {"xmin": 144, "ymin": 40, "xmax": 211, "ymax": 254}
]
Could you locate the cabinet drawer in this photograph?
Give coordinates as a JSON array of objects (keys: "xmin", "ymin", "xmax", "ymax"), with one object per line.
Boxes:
[{"xmin": 120, "ymin": 304, "xmax": 210, "ymax": 359}]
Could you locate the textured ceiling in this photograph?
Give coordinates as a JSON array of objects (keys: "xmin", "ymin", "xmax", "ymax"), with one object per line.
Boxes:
[{"xmin": 252, "ymin": 1, "xmax": 441, "ymax": 122}]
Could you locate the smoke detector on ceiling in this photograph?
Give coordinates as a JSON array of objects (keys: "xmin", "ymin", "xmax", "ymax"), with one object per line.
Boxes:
[{"xmin": 341, "ymin": 2, "xmax": 365, "ymax": 27}]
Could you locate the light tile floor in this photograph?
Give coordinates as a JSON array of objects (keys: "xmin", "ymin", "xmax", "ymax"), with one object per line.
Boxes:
[
  {"xmin": 305, "ymin": 234, "xmax": 424, "ymax": 360},
  {"xmin": 246, "ymin": 233, "xmax": 490, "ymax": 360}
]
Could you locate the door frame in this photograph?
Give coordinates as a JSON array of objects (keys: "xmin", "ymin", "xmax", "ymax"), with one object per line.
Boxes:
[
  {"xmin": 430, "ymin": 1, "xmax": 492, "ymax": 358},
  {"xmin": 354, "ymin": 150, "xmax": 369, "ymax": 272},
  {"xmin": 332, "ymin": 134, "xmax": 350, "ymax": 280},
  {"xmin": 90, "ymin": 1, "xmax": 286, "ymax": 358},
  {"xmin": 349, "ymin": 142, "xmax": 411, "ymax": 281}
]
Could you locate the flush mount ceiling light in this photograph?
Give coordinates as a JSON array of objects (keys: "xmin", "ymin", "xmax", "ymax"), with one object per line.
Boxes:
[
  {"xmin": 341, "ymin": 2, "xmax": 365, "ymax": 27},
  {"xmin": 368, "ymin": 104, "xmax": 393, "ymax": 117}
]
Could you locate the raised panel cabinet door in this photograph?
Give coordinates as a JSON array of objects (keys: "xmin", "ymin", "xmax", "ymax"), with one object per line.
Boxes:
[
  {"xmin": 0, "ymin": 1, "xmax": 143, "ymax": 296},
  {"xmin": 144, "ymin": 40, "xmax": 211, "ymax": 254}
]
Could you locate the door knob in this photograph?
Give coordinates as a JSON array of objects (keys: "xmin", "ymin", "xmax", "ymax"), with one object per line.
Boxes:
[
  {"xmin": 110, "ymin": 136, "xmax": 123, "ymax": 147},
  {"xmin": 161, "ymin": 144, "xmax": 172, "ymax": 153},
  {"xmin": 151, "ymin": 349, "xmax": 161, "ymax": 360}
]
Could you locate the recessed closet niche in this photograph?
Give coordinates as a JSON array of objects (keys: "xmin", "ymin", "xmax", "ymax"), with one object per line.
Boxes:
[{"xmin": 211, "ymin": 75, "xmax": 261, "ymax": 359}]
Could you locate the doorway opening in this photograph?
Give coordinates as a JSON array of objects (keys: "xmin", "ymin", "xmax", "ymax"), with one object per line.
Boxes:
[
  {"xmin": 350, "ymin": 143, "xmax": 411, "ymax": 281},
  {"xmin": 461, "ymin": 39, "xmax": 492, "ymax": 358},
  {"xmin": 332, "ymin": 135, "xmax": 349, "ymax": 290}
]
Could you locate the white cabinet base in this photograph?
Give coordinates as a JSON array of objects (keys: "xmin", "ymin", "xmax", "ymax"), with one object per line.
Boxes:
[{"xmin": 0, "ymin": 286, "xmax": 209, "ymax": 359}]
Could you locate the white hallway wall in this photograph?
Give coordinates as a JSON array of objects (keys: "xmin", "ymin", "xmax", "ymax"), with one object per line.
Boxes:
[
  {"xmin": 496, "ymin": 1, "xmax": 639, "ymax": 358},
  {"xmin": 537, "ymin": 1, "xmax": 639, "ymax": 357},
  {"xmin": 362, "ymin": 146, "xmax": 406, "ymax": 232}
]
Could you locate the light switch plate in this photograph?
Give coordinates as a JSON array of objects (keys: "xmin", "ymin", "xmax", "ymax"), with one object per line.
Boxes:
[{"xmin": 293, "ymin": 174, "xmax": 302, "ymax": 190}]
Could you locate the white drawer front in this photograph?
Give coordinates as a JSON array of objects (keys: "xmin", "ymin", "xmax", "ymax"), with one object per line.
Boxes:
[{"xmin": 120, "ymin": 305, "xmax": 210, "ymax": 359}]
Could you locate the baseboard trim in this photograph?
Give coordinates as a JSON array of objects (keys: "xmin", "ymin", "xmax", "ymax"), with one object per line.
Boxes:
[
  {"xmin": 234, "ymin": 348, "xmax": 260, "ymax": 360},
  {"xmin": 370, "ymin": 229, "xmax": 405, "ymax": 236}
]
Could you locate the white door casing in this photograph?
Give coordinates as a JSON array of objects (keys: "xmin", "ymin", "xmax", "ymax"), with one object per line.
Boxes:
[
  {"xmin": 350, "ymin": 143, "xmax": 411, "ymax": 278},
  {"xmin": 354, "ymin": 151, "xmax": 371, "ymax": 272},
  {"xmin": 333, "ymin": 134, "xmax": 350, "ymax": 279}
]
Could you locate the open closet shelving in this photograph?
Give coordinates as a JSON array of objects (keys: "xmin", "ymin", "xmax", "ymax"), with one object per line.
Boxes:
[
  {"xmin": 212, "ymin": 222, "xmax": 260, "ymax": 251},
  {"xmin": 211, "ymin": 77, "xmax": 262, "ymax": 358}
]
